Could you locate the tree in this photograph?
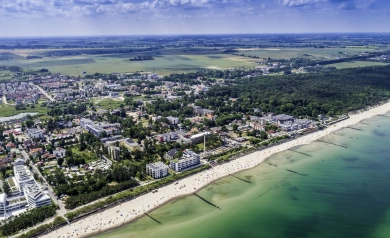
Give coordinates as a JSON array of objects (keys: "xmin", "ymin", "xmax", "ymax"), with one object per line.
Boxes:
[
  {"xmin": 232, "ymin": 124, "xmax": 238, "ymax": 133},
  {"xmin": 3, "ymin": 181, "xmax": 11, "ymax": 196},
  {"xmin": 9, "ymin": 133, "xmax": 15, "ymax": 143},
  {"xmin": 57, "ymin": 157, "xmax": 64, "ymax": 166}
]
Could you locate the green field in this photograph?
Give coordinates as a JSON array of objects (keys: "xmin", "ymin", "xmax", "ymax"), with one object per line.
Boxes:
[
  {"xmin": 0, "ymin": 104, "xmax": 49, "ymax": 117},
  {"xmin": 96, "ymin": 98, "xmax": 124, "ymax": 110},
  {"xmin": 0, "ymin": 69, "xmax": 14, "ymax": 81},
  {"xmin": 327, "ymin": 61, "xmax": 389, "ymax": 69},
  {"xmin": 0, "ymin": 46, "xmax": 387, "ymax": 76},
  {"xmin": 0, "ymin": 47, "xmax": 258, "ymax": 76},
  {"xmin": 235, "ymin": 47, "xmax": 378, "ymax": 60}
]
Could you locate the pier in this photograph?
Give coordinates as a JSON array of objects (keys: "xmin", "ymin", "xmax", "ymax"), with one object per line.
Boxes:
[
  {"xmin": 288, "ymin": 149, "xmax": 312, "ymax": 157},
  {"xmin": 286, "ymin": 169, "xmax": 307, "ymax": 177},
  {"xmin": 346, "ymin": 126, "xmax": 362, "ymax": 131},
  {"xmin": 360, "ymin": 122, "xmax": 369, "ymax": 125},
  {"xmin": 144, "ymin": 213, "xmax": 162, "ymax": 224},
  {"xmin": 229, "ymin": 174, "xmax": 251, "ymax": 183},
  {"xmin": 194, "ymin": 193, "xmax": 221, "ymax": 209},
  {"xmin": 378, "ymin": 114, "xmax": 390, "ymax": 117},
  {"xmin": 317, "ymin": 139, "xmax": 348, "ymax": 148}
]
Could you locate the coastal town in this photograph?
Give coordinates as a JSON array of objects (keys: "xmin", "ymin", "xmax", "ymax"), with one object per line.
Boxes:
[{"xmin": 0, "ymin": 69, "xmax": 331, "ymax": 232}]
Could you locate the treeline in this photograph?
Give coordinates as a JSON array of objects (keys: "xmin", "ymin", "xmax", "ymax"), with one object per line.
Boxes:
[
  {"xmin": 65, "ymin": 179, "xmax": 139, "ymax": 209},
  {"xmin": 0, "ymin": 204, "xmax": 57, "ymax": 237},
  {"xmin": 47, "ymin": 104, "xmax": 87, "ymax": 117},
  {"xmin": 129, "ymin": 55, "xmax": 154, "ymax": 61},
  {"xmin": 205, "ymin": 65, "xmax": 390, "ymax": 117}
]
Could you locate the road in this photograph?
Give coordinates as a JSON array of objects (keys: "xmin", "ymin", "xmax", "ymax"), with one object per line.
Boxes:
[
  {"xmin": 101, "ymin": 154, "xmax": 113, "ymax": 166},
  {"xmin": 20, "ymin": 149, "xmax": 67, "ymax": 216},
  {"xmin": 33, "ymin": 84, "xmax": 56, "ymax": 102}
]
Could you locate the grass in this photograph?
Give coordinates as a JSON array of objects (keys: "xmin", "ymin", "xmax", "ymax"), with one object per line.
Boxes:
[
  {"xmin": 235, "ymin": 47, "xmax": 379, "ymax": 60},
  {"xmin": 0, "ymin": 47, "xmax": 259, "ymax": 76},
  {"xmin": 0, "ymin": 69, "xmax": 14, "ymax": 81},
  {"xmin": 196, "ymin": 140, "xmax": 223, "ymax": 151},
  {"xmin": 7, "ymin": 177, "xmax": 15, "ymax": 187},
  {"xmin": 0, "ymin": 103, "xmax": 49, "ymax": 117},
  {"xmin": 96, "ymin": 98, "xmax": 124, "ymax": 110},
  {"xmin": 327, "ymin": 61, "xmax": 389, "ymax": 69},
  {"xmin": 71, "ymin": 148, "xmax": 98, "ymax": 163}
]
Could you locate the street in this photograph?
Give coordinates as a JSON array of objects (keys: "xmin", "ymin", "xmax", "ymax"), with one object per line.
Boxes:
[
  {"xmin": 33, "ymin": 84, "xmax": 56, "ymax": 102},
  {"xmin": 20, "ymin": 149, "xmax": 67, "ymax": 216}
]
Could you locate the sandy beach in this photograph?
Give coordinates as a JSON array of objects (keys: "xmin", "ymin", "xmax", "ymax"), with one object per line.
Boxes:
[{"xmin": 41, "ymin": 101, "xmax": 390, "ymax": 238}]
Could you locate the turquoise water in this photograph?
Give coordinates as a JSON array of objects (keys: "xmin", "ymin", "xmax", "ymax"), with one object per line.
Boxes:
[{"xmin": 94, "ymin": 115, "xmax": 390, "ymax": 238}]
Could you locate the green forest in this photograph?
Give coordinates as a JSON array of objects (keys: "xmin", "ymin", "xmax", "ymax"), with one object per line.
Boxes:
[{"xmin": 202, "ymin": 65, "xmax": 390, "ymax": 117}]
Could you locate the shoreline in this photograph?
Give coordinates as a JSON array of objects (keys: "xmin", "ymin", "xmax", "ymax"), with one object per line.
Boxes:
[{"xmin": 41, "ymin": 101, "xmax": 390, "ymax": 238}]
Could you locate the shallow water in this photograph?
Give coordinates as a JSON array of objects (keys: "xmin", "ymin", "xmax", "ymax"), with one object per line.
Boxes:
[{"xmin": 94, "ymin": 115, "xmax": 390, "ymax": 238}]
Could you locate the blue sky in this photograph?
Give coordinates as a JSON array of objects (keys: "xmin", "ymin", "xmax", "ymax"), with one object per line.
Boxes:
[{"xmin": 0, "ymin": 0, "xmax": 389, "ymax": 36}]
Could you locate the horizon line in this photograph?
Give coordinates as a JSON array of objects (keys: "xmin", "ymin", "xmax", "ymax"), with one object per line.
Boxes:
[{"xmin": 1, "ymin": 32, "xmax": 390, "ymax": 38}]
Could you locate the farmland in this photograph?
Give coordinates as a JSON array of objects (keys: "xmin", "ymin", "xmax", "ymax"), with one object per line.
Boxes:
[
  {"xmin": 0, "ymin": 47, "xmax": 258, "ymax": 76},
  {"xmin": 0, "ymin": 34, "xmax": 389, "ymax": 77}
]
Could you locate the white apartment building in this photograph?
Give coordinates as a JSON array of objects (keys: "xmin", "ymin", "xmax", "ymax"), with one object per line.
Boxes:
[
  {"xmin": 0, "ymin": 194, "xmax": 6, "ymax": 216},
  {"xmin": 14, "ymin": 165, "xmax": 35, "ymax": 194},
  {"xmin": 146, "ymin": 162, "xmax": 169, "ymax": 179},
  {"xmin": 170, "ymin": 150, "xmax": 200, "ymax": 172},
  {"xmin": 23, "ymin": 184, "xmax": 51, "ymax": 209},
  {"xmin": 25, "ymin": 128, "xmax": 44, "ymax": 139}
]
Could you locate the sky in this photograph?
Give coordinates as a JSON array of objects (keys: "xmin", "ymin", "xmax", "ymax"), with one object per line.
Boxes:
[{"xmin": 0, "ymin": 0, "xmax": 390, "ymax": 36}]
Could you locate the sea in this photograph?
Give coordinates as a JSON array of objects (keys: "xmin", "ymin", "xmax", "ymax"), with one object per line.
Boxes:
[{"xmin": 93, "ymin": 114, "xmax": 390, "ymax": 238}]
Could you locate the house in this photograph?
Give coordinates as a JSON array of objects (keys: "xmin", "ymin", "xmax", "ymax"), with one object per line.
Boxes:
[
  {"xmin": 146, "ymin": 162, "xmax": 169, "ymax": 179},
  {"xmin": 108, "ymin": 146, "xmax": 120, "ymax": 160},
  {"xmin": 14, "ymin": 158, "xmax": 25, "ymax": 166},
  {"xmin": 24, "ymin": 139, "xmax": 36, "ymax": 150},
  {"xmin": 190, "ymin": 132, "xmax": 211, "ymax": 144},
  {"xmin": 53, "ymin": 147, "xmax": 66, "ymax": 158},
  {"xmin": 0, "ymin": 155, "xmax": 13, "ymax": 166},
  {"xmin": 6, "ymin": 142, "xmax": 16, "ymax": 151},
  {"xmin": 25, "ymin": 128, "xmax": 44, "ymax": 139},
  {"xmin": 166, "ymin": 116, "xmax": 180, "ymax": 125},
  {"xmin": 191, "ymin": 106, "xmax": 215, "ymax": 117},
  {"xmin": 109, "ymin": 92, "xmax": 120, "ymax": 98},
  {"xmin": 156, "ymin": 131, "xmax": 190, "ymax": 143},
  {"xmin": 164, "ymin": 148, "xmax": 178, "ymax": 161},
  {"xmin": 273, "ymin": 114, "xmax": 295, "ymax": 125},
  {"xmin": 42, "ymin": 153, "xmax": 56, "ymax": 161},
  {"xmin": 79, "ymin": 118, "xmax": 93, "ymax": 129},
  {"xmin": 29, "ymin": 148, "xmax": 44, "ymax": 158},
  {"xmin": 121, "ymin": 138, "xmax": 140, "ymax": 151}
]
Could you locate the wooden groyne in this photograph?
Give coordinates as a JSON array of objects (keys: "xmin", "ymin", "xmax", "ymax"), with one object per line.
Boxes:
[
  {"xmin": 286, "ymin": 169, "xmax": 307, "ymax": 177},
  {"xmin": 266, "ymin": 162, "xmax": 278, "ymax": 167},
  {"xmin": 144, "ymin": 213, "xmax": 162, "ymax": 224},
  {"xmin": 194, "ymin": 193, "xmax": 221, "ymax": 209},
  {"xmin": 317, "ymin": 140, "xmax": 348, "ymax": 148},
  {"xmin": 229, "ymin": 174, "xmax": 251, "ymax": 183},
  {"xmin": 333, "ymin": 133, "xmax": 344, "ymax": 136},
  {"xmin": 288, "ymin": 149, "xmax": 312, "ymax": 157},
  {"xmin": 378, "ymin": 115, "xmax": 390, "ymax": 117},
  {"xmin": 346, "ymin": 126, "xmax": 362, "ymax": 131},
  {"xmin": 360, "ymin": 122, "xmax": 369, "ymax": 125}
]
